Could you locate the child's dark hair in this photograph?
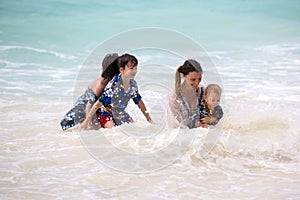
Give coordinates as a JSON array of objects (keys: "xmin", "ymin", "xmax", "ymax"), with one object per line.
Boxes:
[
  {"xmin": 117, "ymin": 53, "xmax": 138, "ymax": 70},
  {"xmin": 101, "ymin": 53, "xmax": 120, "ymax": 81},
  {"xmin": 175, "ymin": 59, "xmax": 203, "ymax": 95}
]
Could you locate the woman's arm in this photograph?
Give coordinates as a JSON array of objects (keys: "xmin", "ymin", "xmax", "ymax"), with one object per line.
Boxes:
[
  {"xmin": 168, "ymin": 92, "xmax": 181, "ymax": 123},
  {"xmin": 84, "ymin": 77, "xmax": 108, "ymax": 124},
  {"xmin": 85, "ymin": 102, "xmax": 93, "ymax": 119},
  {"xmin": 81, "ymin": 100, "xmax": 103, "ymax": 129}
]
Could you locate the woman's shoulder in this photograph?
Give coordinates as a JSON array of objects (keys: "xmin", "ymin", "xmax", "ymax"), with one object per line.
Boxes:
[
  {"xmin": 167, "ymin": 89, "xmax": 177, "ymax": 100},
  {"xmin": 89, "ymin": 77, "xmax": 108, "ymax": 96}
]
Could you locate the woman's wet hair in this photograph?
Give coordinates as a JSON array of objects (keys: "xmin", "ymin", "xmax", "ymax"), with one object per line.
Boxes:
[
  {"xmin": 101, "ymin": 53, "xmax": 120, "ymax": 81},
  {"xmin": 177, "ymin": 59, "xmax": 202, "ymax": 75},
  {"xmin": 175, "ymin": 59, "xmax": 203, "ymax": 95}
]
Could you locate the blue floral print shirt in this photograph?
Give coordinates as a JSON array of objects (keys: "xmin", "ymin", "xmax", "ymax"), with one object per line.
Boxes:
[
  {"xmin": 96, "ymin": 74, "xmax": 142, "ymax": 125},
  {"xmin": 194, "ymin": 99, "xmax": 223, "ymax": 126}
]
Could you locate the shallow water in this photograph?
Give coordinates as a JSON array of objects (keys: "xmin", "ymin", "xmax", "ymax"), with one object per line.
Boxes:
[{"xmin": 1, "ymin": 0, "xmax": 300, "ymax": 199}]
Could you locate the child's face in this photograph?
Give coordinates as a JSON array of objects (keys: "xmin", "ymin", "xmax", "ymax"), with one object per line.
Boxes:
[
  {"xmin": 121, "ymin": 61, "xmax": 137, "ymax": 79},
  {"xmin": 205, "ymin": 91, "xmax": 220, "ymax": 109}
]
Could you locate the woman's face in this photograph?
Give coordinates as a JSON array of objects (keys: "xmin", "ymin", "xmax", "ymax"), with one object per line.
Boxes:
[{"xmin": 184, "ymin": 71, "xmax": 202, "ymax": 91}]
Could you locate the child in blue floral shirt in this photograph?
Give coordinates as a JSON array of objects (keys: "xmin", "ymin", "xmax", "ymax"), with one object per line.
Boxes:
[{"xmin": 81, "ymin": 54, "xmax": 152, "ymax": 129}]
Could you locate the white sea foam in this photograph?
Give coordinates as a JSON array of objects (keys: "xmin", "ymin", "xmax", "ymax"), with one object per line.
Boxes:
[
  {"xmin": 0, "ymin": 45, "xmax": 76, "ymax": 60},
  {"xmin": 2, "ymin": 0, "xmax": 300, "ymax": 198}
]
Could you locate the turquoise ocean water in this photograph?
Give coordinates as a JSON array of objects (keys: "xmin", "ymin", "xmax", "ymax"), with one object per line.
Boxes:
[{"xmin": 1, "ymin": 1, "xmax": 300, "ymax": 199}]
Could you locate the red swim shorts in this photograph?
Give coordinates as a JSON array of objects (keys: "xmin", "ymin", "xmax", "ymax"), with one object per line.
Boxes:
[{"xmin": 97, "ymin": 114, "xmax": 113, "ymax": 128}]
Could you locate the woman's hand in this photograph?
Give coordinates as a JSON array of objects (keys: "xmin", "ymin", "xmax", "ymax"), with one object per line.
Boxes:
[{"xmin": 80, "ymin": 119, "xmax": 89, "ymax": 130}]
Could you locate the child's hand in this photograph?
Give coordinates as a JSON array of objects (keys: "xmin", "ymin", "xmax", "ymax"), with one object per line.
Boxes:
[
  {"xmin": 146, "ymin": 114, "xmax": 153, "ymax": 123},
  {"xmin": 200, "ymin": 116, "xmax": 211, "ymax": 125},
  {"xmin": 196, "ymin": 120, "xmax": 208, "ymax": 128}
]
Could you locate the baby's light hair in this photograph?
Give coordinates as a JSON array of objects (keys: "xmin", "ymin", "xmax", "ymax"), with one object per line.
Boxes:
[{"xmin": 205, "ymin": 84, "xmax": 222, "ymax": 97}]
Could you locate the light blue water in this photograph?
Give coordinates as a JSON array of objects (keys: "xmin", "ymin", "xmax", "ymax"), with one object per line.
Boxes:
[
  {"xmin": 1, "ymin": 1, "xmax": 300, "ymax": 199},
  {"xmin": 1, "ymin": 0, "xmax": 300, "ymax": 51}
]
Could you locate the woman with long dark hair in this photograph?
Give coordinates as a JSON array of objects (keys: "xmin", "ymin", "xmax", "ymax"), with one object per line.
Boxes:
[
  {"xmin": 60, "ymin": 53, "xmax": 119, "ymax": 131},
  {"xmin": 169, "ymin": 59, "xmax": 205, "ymax": 128}
]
